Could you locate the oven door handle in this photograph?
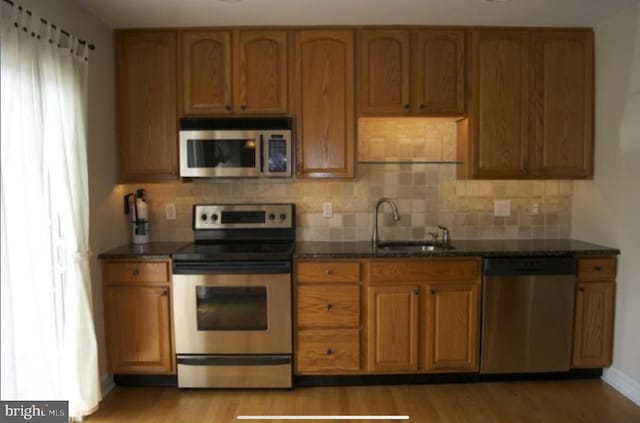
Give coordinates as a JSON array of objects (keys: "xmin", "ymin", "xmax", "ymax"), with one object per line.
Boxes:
[
  {"xmin": 177, "ymin": 355, "xmax": 291, "ymax": 366},
  {"xmin": 172, "ymin": 260, "xmax": 291, "ymax": 275}
]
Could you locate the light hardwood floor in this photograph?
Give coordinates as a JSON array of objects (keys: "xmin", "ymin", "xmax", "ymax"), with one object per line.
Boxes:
[{"xmin": 86, "ymin": 379, "xmax": 640, "ymax": 423}]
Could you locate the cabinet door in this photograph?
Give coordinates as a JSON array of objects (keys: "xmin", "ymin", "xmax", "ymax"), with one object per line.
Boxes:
[
  {"xmin": 530, "ymin": 30, "xmax": 594, "ymax": 178},
  {"xmin": 424, "ymin": 282, "xmax": 479, "ymax": 372},
  {"xmin": 294, "ymin": 30, "xmax": 355, "ymax": 178},
  {"xmin": 468, "ymin": 29, "xmax": 529, "ymax": 178},
  {"xmin": 414, "ymin": 30, "xmax": 465, "ymax": 115},
  {"xmin": 367, "ymin": 285, "xmax": 419, "ymax": 372},
  {"xmin": 181, "ymin": 30, "xmax": 232, "ymax": 114},
  {"xmin": 358, "ymin": 30, "xmax": 410, "ymax": 114},
  {"xmin": 116, "ymin": 31, "xmax": 178, "ymax": 181},
  {"xmin": 235, "ymin": 30, "xmax": 288, "ymax": 114},
  {"xmin": 105, "ymin": 286, "xmax": 174, "ymax": 374},
  {"xmin": 572, "ymin": 282, "xmax": 614, "ymax": 368}
]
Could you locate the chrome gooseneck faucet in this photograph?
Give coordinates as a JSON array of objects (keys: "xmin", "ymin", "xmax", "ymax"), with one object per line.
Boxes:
[{"xmin": 372, "ymin": 197, "xmax": 400, "ymax": 246}]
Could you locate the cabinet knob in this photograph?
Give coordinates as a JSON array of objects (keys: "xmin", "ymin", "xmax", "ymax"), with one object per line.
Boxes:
[
  {"xmin": 578, "ymin": 287, "xmax": 585, "ymax": 293},
  {"xmin": 430, "ymin": 289, "xmax": 435, "ymax": 295},
  {"xmin": 241, "ymin": 104, "xmax": 247, "ymax": 110},
  {"xmin": 225, "ymin": 105, "xmax": 232, "ymax": 111},
  {"xmin": 161, "ymin": 289, "xmax": 168, "ymax": 296},
  {"xmin": 413, "ymin": 288, "xmax": 420, "ymax": 295},
  {"xmin": 594, "ymin": 266, "xmax": 602, "ymax": 271},
  {"xmin": 325, "ymin": 268, "xmax": 333, "ymax": 276},
  {"xmin": 403, "ymin": 104, "xmax": 410, "ymax": 111},
  {"xmin": 326, "ymin": 348, "xmax": 334, "ymax": 355},
  {"xmin": 326, "ymin": 303, "xmax": 333, "ymax": 311},
  {"xmin": 419, "ymin": 103, "xmax": 425, "ymax": 109},
  {"xmin": 132, "ymin": 269, "xmax": 140, "ymax": 276}
]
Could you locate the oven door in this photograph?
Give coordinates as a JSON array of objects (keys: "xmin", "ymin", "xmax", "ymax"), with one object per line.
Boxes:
[
  {"xmin": 179, "ymin": 130, "xmax": 261, "ymax": 177},
  {"xmin": 172, "ymin": 265, "xmax": 292, "ymax": 355}
]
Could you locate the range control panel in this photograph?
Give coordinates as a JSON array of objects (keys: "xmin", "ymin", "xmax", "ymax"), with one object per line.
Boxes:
[{"xmin": 193, "ymin": 204, "xmax": 294, "ymax": 230}]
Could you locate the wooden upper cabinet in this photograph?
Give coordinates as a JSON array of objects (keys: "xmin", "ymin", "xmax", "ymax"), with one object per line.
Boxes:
[
  {"xmin": 530, "ymin": 30, "xmax": 594, "ymax": 178},
  {"xmin": 116, "ymin": 31, "xmax": 178, "ymax": 182},
  {"xmin": 357, "ymin": 28, "xmax": 464, "ymax": 116},
  {"xmin": 414, "ymin": 30, "xmax": 465, "ymax": 115},
  {"xmin": 358, "ymin": 30, "xmax": 411, "ymax": 114},
  {"xmin": 468, "ymin": 29, "xmax": 530, "ymax": 178},
  {"xmin": 181, "ymin": 30, "xmax": 232, "ymax": 114},
  {"xmin": 235, "ymin": 31, "xmax": 288, "ymax": 114},
  {"xmin": 294, "ymin": 30, "xmax": 355, "ymax": 178}
]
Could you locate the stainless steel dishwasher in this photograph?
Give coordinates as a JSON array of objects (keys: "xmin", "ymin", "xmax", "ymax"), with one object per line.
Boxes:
[{"xmin": 480, "ymin": 256, "xmax": 576, "ymax": 374}]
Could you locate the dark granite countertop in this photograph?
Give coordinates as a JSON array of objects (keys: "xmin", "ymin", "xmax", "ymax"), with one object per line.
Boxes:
[
  {"xmin": 294, "ymin": 239, "xmax": 620, "ymax": 259},
  {"xmin": 97, "ymin": 242, "xmax": 190, "ymax": 260}
]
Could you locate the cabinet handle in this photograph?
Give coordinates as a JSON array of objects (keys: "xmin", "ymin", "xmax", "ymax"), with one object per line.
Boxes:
[
  {"xmin": 161, "ymin": 289, "xmax": 168, "ymax": 296},
  {"xmin": 594, "ymin": 266, "xmax": 602, "ymax": 271},
  {"xmin": 326, "ymin": 303, "xmax": 333, "ymax": 311},
  {"xmin": 326, "ymin": 348, "xmax": 334, "ymax": 355},
  {"xmin": 578, "ymin": 287, "xmax": 585, "ymax": 293},
  {"xmin": 430, "ymin": 289, "xmax": 435, "ymax": 295},
  {"xmin": 132, "ymin": 269, "xmax": 140, "ymax": 276},
  {"xmin": 325, "ymin": 268, "xmax": 333, "ymax": 276},
  {"xmin": 403, "ymin": 104, "xmax": 410, "ymax": 111},
  {"xmin": 241, "ymin": 104, "xmax": 247, "ymax": 110},
  {"xmin": 413, "ymin": 288, "xmax": 420, "ymax": 295},
  {"xmin": 419, "ymin": 103, "xmax": 425, "ymax": 109},
  {"xmin": 225, "ymin": 105, "xmax": 232, "ymax": 111}
]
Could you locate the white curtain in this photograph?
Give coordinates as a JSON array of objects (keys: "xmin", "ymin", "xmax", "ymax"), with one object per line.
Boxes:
[{"xmin": 1, "ymin": 3, "xmax": 100, "ymax": 420}]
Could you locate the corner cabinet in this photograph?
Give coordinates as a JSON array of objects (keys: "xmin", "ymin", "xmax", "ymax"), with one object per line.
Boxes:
[
  {"xmin": 102, "ymin": 259, "xmax": 175, "ymax": 374},
  {"xmin": 460, "ymin": 28, "xmax": 594, "ymax": 179},
  {"xmin": 294, "ymin": 30, "xmax": 355, "ymax": 178},
  {"xmin": 366, "ymin": 258, "xmax": 481, "ymax": 373},
  {"xmin": 358, "ymin": 29, "xmax": 465, "ymax": 116},
  {"xmin": 116, "ymin": 31, "xmax": 178, "ymax": 182},
  {"xmin": 572, "ymin": 257, "xmax": 616, "ymax": 368},
  {"xmin": 180, "ymin": 30, "xmax": 288, "ymax": 115}
]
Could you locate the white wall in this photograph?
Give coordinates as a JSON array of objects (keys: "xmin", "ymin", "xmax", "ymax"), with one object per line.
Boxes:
[
  {"xmin": 16, "ymin": 0, "xmax": 126, "ymax": 392},
  {"xmin": 572, "ymin": 3, "xmax": 640, "ymax": 405}
]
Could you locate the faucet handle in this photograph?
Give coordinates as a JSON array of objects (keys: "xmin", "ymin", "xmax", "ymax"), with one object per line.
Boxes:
[
  {"xmin": 438, "ymin": 225, "xmax": 450, "ymax": 245},
  {"xmin": 428, "ymin": 232, "xmax": 439, "ymax": 243}
]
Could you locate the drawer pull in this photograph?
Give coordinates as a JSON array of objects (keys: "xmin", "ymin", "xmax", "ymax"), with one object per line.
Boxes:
[
  {"xmin": 326, "ymin": 303, "xmax": 333, "ymax": 311},
  {"xmin": 414, "ymin": 288, "xmax": 421, "ymax": 295},
  {"xmin": 326, "ymin": 348, "xmax": 334, "ymax": 355},
  {"xmin": 578, "ymin": 287, "xmax": 585, "ymax": 293},
  {"xmin": 161, "ymin": 289, "xmax": 168, "ymax": 296},
  {"xmin": 594, "ymin": 266, "xmax": 602, "ymax": 271},
  {"xmin": 325, "ymin": 269, "xmax": 333, "ymax": 276},
  {"xmin": 132, "ymin": 269, "xmax": 140, "ymax": 276}
]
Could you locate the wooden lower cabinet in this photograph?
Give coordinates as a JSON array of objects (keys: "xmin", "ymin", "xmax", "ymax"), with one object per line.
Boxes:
[
  {"xmin": 297, "ymin": 329, "xmax": 360, "ymax": 372},
  {"xmin": 366, "ymin": 258, "xmax": 481, "ymax": 374},
  {"xmin": 367, "ymin": 285, "xmax": 419, "ymax": 372},
  {"xmin": 424, "ymin": 282, "xmax": 480, "ymax": 371},
  {"xmin": 572, "ymin": 257, "xmax": 616, "ymax": 368},
  {"xmin": 102, "ymin": 259, "xmax": 174, "ymax": 374}
]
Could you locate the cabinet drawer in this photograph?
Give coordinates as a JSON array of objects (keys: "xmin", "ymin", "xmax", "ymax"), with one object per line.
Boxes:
[
  {"xmin": 577, "ymin": 257, "xmax": 616, "ymax": 281},
  {"xmin": 296, "ymin": 329, "xmax": 360, "ymax": 372},
  {"xmin": 297, "ymin": 285, "xmax": 359, "ymax": 328},
  {"xmin": 296, "ymin": 261, "xmax": 361, "ymax": 283},
  {"xmin": 104, "ymin": 261, "xmax": 170, "ymax": 284},
  {"xmin": 369, "ymin": 259, "xmax": 480, "ymax": 283}
]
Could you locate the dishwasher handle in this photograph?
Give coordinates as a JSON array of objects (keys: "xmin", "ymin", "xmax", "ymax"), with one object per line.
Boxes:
[{"xmin": 483, "ymin": 256, "xmax": 576, "ymax": 276}]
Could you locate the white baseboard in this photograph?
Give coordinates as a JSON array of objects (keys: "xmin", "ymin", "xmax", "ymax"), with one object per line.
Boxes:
[
  {"xmin": 100, "ymin": 373, "xmax": 115, "ymax": 399},
  {"xmin": 602, "ymin": 367, "xmax": 640, "ymax": 407}
]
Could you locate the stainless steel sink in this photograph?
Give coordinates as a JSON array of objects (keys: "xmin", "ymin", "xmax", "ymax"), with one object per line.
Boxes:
[{"xmin": 375, "ymin": 241, "xmax": 455, "ymax": 253}]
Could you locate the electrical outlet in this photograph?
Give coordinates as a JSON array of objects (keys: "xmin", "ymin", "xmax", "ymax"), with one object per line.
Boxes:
[
  {"xmin": 165, "ymin": 203, "xmax": 176, "ymax": 220},
  {"xmin": 494, "ymin": 199, "xmax": 511, "ymax": 217},
  {"xmin": 322, "ymin": 202, "xmax": 333, "ymax": 218},
  {"xmin": 531, "ymin": 201, "xmax": 540, "ymax": 215}
]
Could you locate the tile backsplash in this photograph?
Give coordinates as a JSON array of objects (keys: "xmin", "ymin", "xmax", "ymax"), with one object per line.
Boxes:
[{"xmin": 123, "ymin": 119, "xmax": 572, "ymax": 243}]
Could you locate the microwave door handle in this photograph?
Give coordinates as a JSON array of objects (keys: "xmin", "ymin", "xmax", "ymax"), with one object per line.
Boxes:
[{"xmin": 259, "ymin": 134, "xmax": 265, "ymax": 174}]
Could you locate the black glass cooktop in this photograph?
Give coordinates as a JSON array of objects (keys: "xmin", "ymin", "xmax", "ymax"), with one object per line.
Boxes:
[{"xmin": 171, "ymin": 241, "xmax": 294, "ymax": 262}]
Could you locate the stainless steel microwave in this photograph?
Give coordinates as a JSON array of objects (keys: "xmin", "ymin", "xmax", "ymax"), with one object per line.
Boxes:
[{"xmin": 179, "ymin": 117, "xmax": 292, "ymax": 178}]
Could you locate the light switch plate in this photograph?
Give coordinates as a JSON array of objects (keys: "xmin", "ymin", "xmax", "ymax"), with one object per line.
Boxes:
[
  {"xmin": 165, "ymin": 203, "xmax": 176, "ymax": 220},
  {"xmin": 494, "ymin": 199, "xmax": 511, "ymax": 217},
  {"xmin": 322, "ymin": 202, "xmax": 333, "ymax": 218}
]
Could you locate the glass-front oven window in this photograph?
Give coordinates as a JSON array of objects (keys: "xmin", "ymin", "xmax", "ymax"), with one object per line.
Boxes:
[
  {"xmin": 187, "ymin": 139, "xmax": 256, "ymax": 169},
  {"xmin": 195, "ymin": 286, "xmax": 267, "ymax": 331}
]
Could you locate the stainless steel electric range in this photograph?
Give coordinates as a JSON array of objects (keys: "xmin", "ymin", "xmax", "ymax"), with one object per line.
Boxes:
[{"xmin": 171, "ymin": 203, "xmax": 295, "ymax": 388}]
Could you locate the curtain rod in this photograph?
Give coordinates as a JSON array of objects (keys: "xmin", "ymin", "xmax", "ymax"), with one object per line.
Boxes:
[{"xmin": 3, "ymin": 0, "xmax": 96, "ymax": 50}]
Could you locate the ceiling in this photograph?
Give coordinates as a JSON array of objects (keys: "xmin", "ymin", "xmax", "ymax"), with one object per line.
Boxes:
[{"xmin": 74, "ymin": 0, "xmax": 639, "ymax": 29}]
